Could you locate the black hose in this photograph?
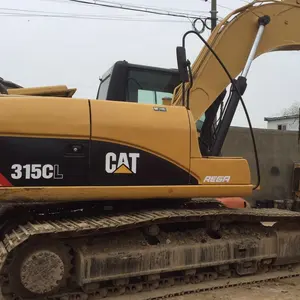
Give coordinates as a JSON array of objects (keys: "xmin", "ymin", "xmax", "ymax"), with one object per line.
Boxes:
[
  {"xmin": 181, "ymin": 30, "xmax": 260, "ymax": 190},
  {"xmin": 186, "ymin": 60, "xmax": 193, "ymax": 109}
]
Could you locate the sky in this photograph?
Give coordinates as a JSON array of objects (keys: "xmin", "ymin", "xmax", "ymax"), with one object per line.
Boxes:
[{"xmin": 1, "ymin": 0, "xmax": 300, "ymax": 128}]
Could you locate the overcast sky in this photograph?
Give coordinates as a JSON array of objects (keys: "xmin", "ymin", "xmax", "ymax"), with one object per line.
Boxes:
[{"xmin": 1, "ymin": 0, "xmax": 300, "ymax": 128}]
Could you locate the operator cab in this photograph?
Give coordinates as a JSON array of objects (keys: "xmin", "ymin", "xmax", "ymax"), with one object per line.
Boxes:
[
  {"xmin": 97, "ymin": 60, "xmax": 178, "ymax": 105},
  {"xmin": 96, "ymin": 60, "xmax": 205, "ymax": 129}
]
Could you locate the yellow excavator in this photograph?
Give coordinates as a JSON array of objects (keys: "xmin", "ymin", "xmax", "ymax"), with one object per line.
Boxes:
[{"xmin": 2, "ymin": 1, "xmax": 300, "ymax": 299}]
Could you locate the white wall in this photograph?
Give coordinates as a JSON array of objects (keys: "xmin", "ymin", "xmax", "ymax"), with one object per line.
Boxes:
[{"xmin": 267, "ymin": 118, "xmax": 299, "ymax": 131}]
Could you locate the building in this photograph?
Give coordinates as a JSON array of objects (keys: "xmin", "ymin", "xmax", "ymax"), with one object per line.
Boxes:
[{"xmin": 264, "ymin": 114, "xmax": 299, "ymax": 131}]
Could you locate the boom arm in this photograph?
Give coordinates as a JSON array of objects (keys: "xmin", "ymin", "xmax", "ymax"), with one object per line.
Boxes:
[{"xmin": 172, "ymin": 0, "xmax": 300, "ymax": 122}]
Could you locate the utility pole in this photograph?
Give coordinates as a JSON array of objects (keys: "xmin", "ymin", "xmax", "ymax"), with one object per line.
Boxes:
[
  {"xmin": 210, "ymin": 0, "xmax": 218, "ymax": 31},
  {"xmin": 206, "ymin": 0, "xmax": 222, "ymax": 129},
  {"xmin": 204, "ymin": 0, "xmax": 217, "ymax": 32}
]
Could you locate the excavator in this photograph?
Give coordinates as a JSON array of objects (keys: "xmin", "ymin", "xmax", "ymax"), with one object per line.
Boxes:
[{"xmin": 2, "ymin": 0, "xmax": 300, "ymax": 299}]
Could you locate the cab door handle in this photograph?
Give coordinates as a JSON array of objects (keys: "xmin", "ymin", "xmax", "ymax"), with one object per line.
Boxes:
[{"xmin": 64, "ymin": 144, "xmax": 85, "ymax": 157}]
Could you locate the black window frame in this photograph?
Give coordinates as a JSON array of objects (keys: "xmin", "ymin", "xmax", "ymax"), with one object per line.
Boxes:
[{"xmin": 125, "ymin": 66, "xmax": 180, "ymax": 105}]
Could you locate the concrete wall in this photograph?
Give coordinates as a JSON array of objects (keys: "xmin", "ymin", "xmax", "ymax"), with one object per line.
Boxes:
[
  {"xmin": 266, "ymin": 118, "xmax": 299, "ymax": 131},
  {"xmin": 222, "ymin": 126, "xmax": 300, "ymax": 203}
]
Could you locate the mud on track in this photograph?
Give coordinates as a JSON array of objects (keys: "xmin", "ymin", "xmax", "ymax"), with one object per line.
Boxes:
[{"xmin": 171, "ymin": 277, "xmax": 300, "ymax": 300}]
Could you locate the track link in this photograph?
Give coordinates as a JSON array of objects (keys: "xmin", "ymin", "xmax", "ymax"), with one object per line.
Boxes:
[
  {"xmin": 3, "ymin": 206, "xmax": 300, "ymax": 254},
  {"xmin": 48, "ymin": 264, "xmax": 300, "ymax": 300},
  {"xmin": 113, "ymin": 266, "xmax": 300, "ymax": 300},
  {"xmin": 2, "ymin": 202, "xmax": 300, "ymax": 300}
]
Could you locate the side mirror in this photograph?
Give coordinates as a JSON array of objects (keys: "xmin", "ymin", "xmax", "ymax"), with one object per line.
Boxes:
[{"xmin": 176, "ymin": 46, "xmax": 189, "ymax": 83}]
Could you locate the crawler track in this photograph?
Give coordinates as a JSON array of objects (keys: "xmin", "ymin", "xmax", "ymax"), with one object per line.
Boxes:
[
  {"xmin": 1, "ymin": 200, "xmax": 300, "ymax": 300},
  {"xmin": 112, "ymin": 266, "xmax": 300, "ymax": 300}
]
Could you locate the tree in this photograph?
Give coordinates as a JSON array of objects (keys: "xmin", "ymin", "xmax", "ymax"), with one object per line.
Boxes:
[{"xmin": 278, "ymin": 101, "xmax": 300, "ymax": 117}]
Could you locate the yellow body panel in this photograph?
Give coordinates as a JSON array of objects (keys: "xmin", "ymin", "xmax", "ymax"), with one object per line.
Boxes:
[
  {"xmin": 0, "ymin": 96, "xmax": 90, "ymax": 139},
  {"xmin": 90, "ymin": 99, "xmax": 192, "ymax": 171},
  {"xmin": 7, "ymin": 85, "xmax": 77, "ymax": 98},
  {"xmin": 0, "ymin": 185, "xmax": 252, "ymax": 202},
  {"xmin": 190, "ymin": 157, "xmax": 251, "ymax": 185}
]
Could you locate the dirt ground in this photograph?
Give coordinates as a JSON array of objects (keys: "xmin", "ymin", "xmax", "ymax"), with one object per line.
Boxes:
[{"xmin": 171, "ymin": 277, "xmax": 300, "ymax": 300}]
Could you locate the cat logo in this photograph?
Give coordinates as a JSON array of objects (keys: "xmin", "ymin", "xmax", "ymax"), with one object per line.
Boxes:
[{"xmin": 105, "ymin": 152, "xmax": 140, "ymax": 174}]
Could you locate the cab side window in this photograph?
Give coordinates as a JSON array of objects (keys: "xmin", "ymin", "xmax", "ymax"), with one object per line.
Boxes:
[
  {"xmin": 196, "ymin": 114, "xmax": 206, "ymax": 131},
  {"xmin": 137, "ymin": 90, "xmax": 156, "ymax": 104},
  {"xmin": 97, "ymin": 75, "xmax": 111, "ymax": 100},
  {"xmin": 126, "ymin": 68, "xmax": 179, "ymax": 104},
  {"xmin": 137, "ymin": 90, "xmax": 173, "ymax": 105}
]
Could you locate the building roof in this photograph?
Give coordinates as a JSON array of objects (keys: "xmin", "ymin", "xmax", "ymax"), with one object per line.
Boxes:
[{"xmin": 264, "ymin": 114, "xmax": 299, "ymax": 122}]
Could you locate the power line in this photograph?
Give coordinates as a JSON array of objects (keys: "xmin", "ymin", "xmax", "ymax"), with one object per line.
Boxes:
[
  {"xmin": 217, "ymin": 0, "xmax": 251, "ymax": 11},
  {"xmin": 90, "ymin": 0, "xmax": 210, "ymax": 15},
  {"xmin": 36, "ymin": 0, "xmax": 219, "ymax": 33},
  {"xmin": 49, "ymin": 0, "xmax": 211, "ymax": 16},
  {"xmin": 64, "ymin": 0, "xmax": 209, "ymax": 19},
  {"xmin": 239, "ymin": 0, "xmax": 251, "ymax": 4},
  {"xmin": 1, "ymin": 7, "xmax": 183, "ymax": 19},
  {"xmin": 200, "ymin": 0, "xmax": 235, "ymax": 11},
  {"xmin": 0, "ymin": 9, "xmax": 192, "ymax": 22},
  {"xmin": 217, "ymin": 3, "xmax": 235, "ymax": 11}
]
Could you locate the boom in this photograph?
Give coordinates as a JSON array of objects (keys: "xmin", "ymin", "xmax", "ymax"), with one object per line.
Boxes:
[{"xmin": 172, "ymin": 0, "xmax": 300, "ymax": 122}]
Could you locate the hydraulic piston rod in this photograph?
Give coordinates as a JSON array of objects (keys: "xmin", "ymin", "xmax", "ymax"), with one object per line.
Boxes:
[
  {"xmin": 242, "ymin": 15, "xmax": 271, "ymax": 77},
  {"xmin": 210, "ymin": 15, "xmax": 270, "ymax": 156}
]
